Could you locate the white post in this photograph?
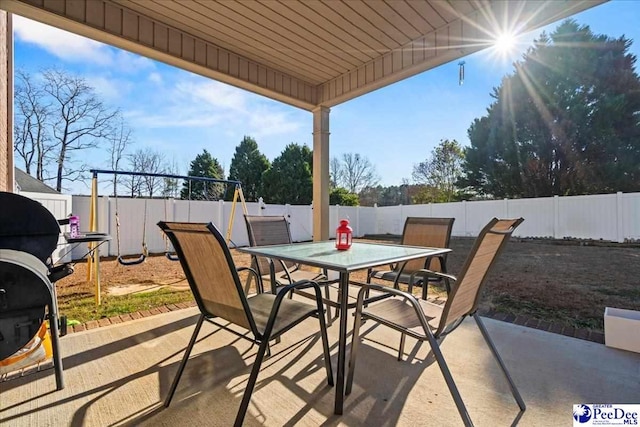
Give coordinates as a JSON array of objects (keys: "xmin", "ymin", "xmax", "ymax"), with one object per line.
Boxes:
[
  {"xmin": 374, "ymin": 203, "xmax": 379, "ymax": 235},
  {"xmin": 553, "ymin": 195, "xmax": 560, "ymax": 239},
  {"xmin": 462, "ymin": 200, "xmax": 468, "ymax": 236},
  {"xmin": 616, "ymin": 192, "xmax": 624, "ymax": 243},
  {"xmin": 218, "ymin": 200, "xmax": 225, "ymax": 230}
]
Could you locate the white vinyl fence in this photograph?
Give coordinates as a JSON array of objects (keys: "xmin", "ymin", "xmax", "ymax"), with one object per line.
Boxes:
[{"xmin": 22, "ymin": 191, "xmax": 640, "ymax": 260}]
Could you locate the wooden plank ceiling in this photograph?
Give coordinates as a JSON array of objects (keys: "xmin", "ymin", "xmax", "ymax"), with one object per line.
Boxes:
[{"xmin": 2, "ymin": 0, "xmax": 606, "ymax": 110}]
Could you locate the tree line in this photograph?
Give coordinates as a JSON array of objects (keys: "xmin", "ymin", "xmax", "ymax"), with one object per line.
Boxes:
[{"xmin": 14, "ymin": 19, "xmax": 640, "ymax": 204}]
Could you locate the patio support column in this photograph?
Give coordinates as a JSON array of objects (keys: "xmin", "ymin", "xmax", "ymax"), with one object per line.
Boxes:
[
  {"xmin": 312, "ymin": 106, "xmax": 330, "ymax": 241},
  {"xmin": 0, "ymin": 11, "xmax": 13, "ymax": 192}
]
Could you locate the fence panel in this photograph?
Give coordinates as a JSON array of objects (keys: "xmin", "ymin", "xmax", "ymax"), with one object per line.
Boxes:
[
  {"xmin": 558, "ymin": 194, "xmax": 618, "ymax": 241},
  {"xmin": 431, "ymin": 202, "xmax": 467, "ymax": 236},
  {"xmin": 66, "ymin": 191, "xmax": 639, "ymax": 257},
  {"xmin": 358, "ymin": 206, "xmax": 377, "ymax": 236},
  {"xmin": 507, "ymin": 197, "xmax": 554, "ymax": 238},
  {"xmin": 463, "ymin": 200, "xmax": 506, "ymax": 237},
  {"xmin": 622, "ymin": 193, "xmax": 640, "ymax": 241},
  {"xmin": 376, "ymin": 206, "xmax": 405, "ymax": 235},
  {"xmin": 288, "ymin": 205, "xmax": 313, "ymax": 242}
]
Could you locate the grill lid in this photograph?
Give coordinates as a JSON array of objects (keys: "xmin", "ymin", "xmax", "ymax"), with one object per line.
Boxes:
[{"xmin": 0, "ymin": 192, "xmax": 61, "ymax": 265}]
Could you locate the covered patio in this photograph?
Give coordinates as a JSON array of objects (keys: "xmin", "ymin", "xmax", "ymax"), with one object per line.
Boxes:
[
  {"xmin": 2, "ymin": 306, "xmax": 638, "ymax": 426},
  {"xmin": 0, "ymin": 0, "xmax": 606, "ymax": 239},
  {"xmin": 2, "ymin": 1, "xmax": 636, "ymax": 426}
]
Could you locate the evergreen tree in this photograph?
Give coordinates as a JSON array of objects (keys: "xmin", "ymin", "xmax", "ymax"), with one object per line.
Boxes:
[
  {"xmin": 330, "ymin": 187, "xmax": 359, "ymax": 206},
  {"xmin": 262, "ymin": 143, "xmax": 313, "ymax": 204},
  {"xmin": 181, "ymin": 149, "xmax": 225, "ymax": 200},
  {"xmin": 462, "ymin": 20, "xmax": 640, "ymax": 197},
  {"xmin": 228, "ymin": 136, "xmax": 270, "ymax": 201}
]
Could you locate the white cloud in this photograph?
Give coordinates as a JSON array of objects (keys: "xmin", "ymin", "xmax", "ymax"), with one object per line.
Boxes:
[
  {"xmin": 13, "ymin": 16, "xmax": 112, "ymax": 65},
  {"xmin": 114, "ymin": 50, "xmax": 155, "ymax": 73},
  {"xmin": 85, "ymin": 75, "xmax": 133, "ymax": 103},
  {"xmin": 126, "ymin": 76, "xmax": 303, "ymax": 138},
  {"xmin": 148, "ymin": 72, "xmax": 163, "ymax": 84}
]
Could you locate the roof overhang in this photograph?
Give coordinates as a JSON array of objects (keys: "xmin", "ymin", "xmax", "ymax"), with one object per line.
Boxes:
[{"xmin": 0, "ymin": 0, "xmax": 606, "ymax": 111}]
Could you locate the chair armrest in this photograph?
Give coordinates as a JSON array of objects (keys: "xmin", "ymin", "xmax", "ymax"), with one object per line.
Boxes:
[
  {"xmin": 411, "ymin": 269, "xmax": 457, "ymax": 283},
  {"xmin": 237, "ymin": 266, "xmax": 264, "ymax": 294},
  {"xmin": 353, "ymin": 283, "xmax": 438, "ymax": 337},
  {"xmin": 408, "ymin": 269, "xmax": 457, "ymax": 299}
]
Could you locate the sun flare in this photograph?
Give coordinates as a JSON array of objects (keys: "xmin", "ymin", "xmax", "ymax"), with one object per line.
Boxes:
[{"xmin": 494, "ymin": 32, "xmax": 516, "ymax": 55}]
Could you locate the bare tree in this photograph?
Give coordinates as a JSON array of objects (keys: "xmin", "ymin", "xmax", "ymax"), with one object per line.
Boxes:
[
  {"xmin": 162, "ymin": 160, "xmax": 181, "ymax": 198},
  {"xmin": 106, "ymin": 114, "xmax": 134, "ymax": 196},
  {"xmin": 330, "ymin": 156, "xmax": 343, "ymax": 189},
  {"xmin": 14, "ymin": 70, "xmax": 54, "ymax": 180},
  {"xmin": 42, "ymin": 69, "xmax": 119, "ymax": 192},
  {"xmin": 340, "ymin": 153, "xmax": 379, "ymax": 194},
  {"xmin": 124, "ymin": 148, "xmax": 166, "ymax": 197}
]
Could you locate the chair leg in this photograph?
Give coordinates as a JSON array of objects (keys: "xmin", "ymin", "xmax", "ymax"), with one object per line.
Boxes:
[
  {"xmin": 346, "ymin": 309, "xmax": 364, "ymax": 395},
  {"xmin": 165, "ymin": 314, "xmax": 205, "ymax": 407},
  {"xmin": 316, "ymin": 292, "xmax": 334, "ymax": 387},
  {"xmin": 426, "ymin": 332, "xmax": 474, "ymax": 427},
  {"xmin": 235, "ymin": 336, "xmax": 271, "ymax": 427},
  {"xmin": 473, "ymin": 314, "xmax": 526, "ymax": 411},
  {"xmin": 397, "ymin": 332, "xmax": 406, "ymax": 361},
  {"xmin": 323, "ymin": 285, "xmax": 333, "ymax": 327}
]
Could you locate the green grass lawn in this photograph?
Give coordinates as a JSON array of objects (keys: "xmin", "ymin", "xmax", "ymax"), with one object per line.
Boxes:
[{"xmin": 59, "ymin": 288, "xmax": 194, "ymax": 324}]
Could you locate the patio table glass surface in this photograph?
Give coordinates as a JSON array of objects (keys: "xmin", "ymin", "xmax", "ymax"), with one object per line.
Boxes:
[{"xmin": 237, "ymin": 240, "xmax": 451, "ymax": 415}]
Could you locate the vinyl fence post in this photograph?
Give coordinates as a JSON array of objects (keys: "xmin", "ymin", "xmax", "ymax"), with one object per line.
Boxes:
[
  {"xmin": 616, "ymin": 192, "xmax": 624, "ymax": 243},
  {"xmin": 553, "ymin": 195, "xmax": 560, "ymax": 239}
]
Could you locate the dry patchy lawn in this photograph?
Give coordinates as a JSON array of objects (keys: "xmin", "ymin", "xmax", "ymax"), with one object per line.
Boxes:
[{"xmin": 55, "ymin": 238, "xmax": 640, "ymax": 332}]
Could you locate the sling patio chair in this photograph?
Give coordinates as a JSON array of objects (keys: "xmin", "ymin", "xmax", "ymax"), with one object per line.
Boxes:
[
  {"xmin": 367, "ymin": 217, "xmax": 454, "ymax": 299},
  {"xmin": 158, "ymin": 221, "xmax": 333, "ymax": 427},
  {"xmin": 347, "ymin": 218, "xmax": 525, "ymax": 427},
  {"xmin": 244, "ymin": 215, "xmax": 327, "ymax": 294},
  {"xmin": 244, "ymin": 215, "xmax": 363, "ymax": 325}
]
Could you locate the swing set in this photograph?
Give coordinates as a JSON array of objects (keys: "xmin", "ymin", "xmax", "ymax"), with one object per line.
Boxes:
[{"xmin": 87, "ymin": 169, "xmax": 248, "ymax": 304}]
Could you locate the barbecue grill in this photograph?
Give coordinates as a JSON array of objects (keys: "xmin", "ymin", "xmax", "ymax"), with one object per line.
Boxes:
[{"xmin": 0, "ymin": 191, "xmax": 72, "ymax": 390}]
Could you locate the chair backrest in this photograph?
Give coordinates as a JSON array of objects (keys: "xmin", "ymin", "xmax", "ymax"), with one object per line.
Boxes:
[
  {"xmin": 158, "ymin": 221, "xmax": 257, "ymax": 335},
  {"xmin": 244, "ymin": 215, "xmax": 296, "ymax": 274},
  {"xmin": 437, "ymin": 218, "xmax": 523, "ymax": 335},
  {"xmin": 399, "ymin": 217, "xmax": 455, "ymax": 273}
]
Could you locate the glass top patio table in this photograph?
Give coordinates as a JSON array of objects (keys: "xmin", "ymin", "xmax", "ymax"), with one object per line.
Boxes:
[
  {"xmin": 238, "ymin": 240, "xmax": 449, "ymax": 272},
  {"xmin": 238, "ymin": 240, "xmax": 451, "ymax": 415}
]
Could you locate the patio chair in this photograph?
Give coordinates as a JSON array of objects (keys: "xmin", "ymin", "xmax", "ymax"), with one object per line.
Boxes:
[
  {"xmin": 367, "ymin": 217, "xmax": 454, "ymax": 299},
  {"xmin": 244, "ymin": 215, "xmax": 354, "ymax": 324},
  {"xmin": 347, "ymin": 218, "xmax": 525, "ymax": 427},
  {"xmin": 244, "ymin": 215, "xmax": 327, "ymax": 293},
  {"xmin": 158, "ymin": 221, "xmax": 333, "ymax": 426}
]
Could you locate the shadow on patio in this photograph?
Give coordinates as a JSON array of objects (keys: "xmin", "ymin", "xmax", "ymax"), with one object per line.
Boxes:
[{"xmin": 1, "ymin": 306, "xmax": 638, "ymax": 426}]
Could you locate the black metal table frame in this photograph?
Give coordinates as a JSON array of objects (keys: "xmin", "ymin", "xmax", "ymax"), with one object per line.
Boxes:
[{"xmin": 238, "ymin": 241, "xmax": 451, "ymax": 415}]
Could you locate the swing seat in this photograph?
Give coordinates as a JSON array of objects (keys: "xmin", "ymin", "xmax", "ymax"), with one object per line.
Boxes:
[
  {"xmin": 117, "ymin": 243, "xmax": 148, "ymax": 266},
  {"xmin": 117, "ymin": 254, "xmax": 146, "ymax": 266}
]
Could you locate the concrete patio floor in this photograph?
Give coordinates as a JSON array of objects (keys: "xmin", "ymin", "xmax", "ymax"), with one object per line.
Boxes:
[{"xmin": 1, "ymin": 306, "xmax": 638, "ymax": 426}]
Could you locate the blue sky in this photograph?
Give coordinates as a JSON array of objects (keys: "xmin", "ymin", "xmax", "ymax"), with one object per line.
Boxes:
[{"xmin": 12, "ymin": 1, "xmax": 640, "ymax": 194}]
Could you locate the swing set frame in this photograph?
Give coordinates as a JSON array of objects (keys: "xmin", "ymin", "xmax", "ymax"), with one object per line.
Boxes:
[{"xmin": 87, "ymin": 169, "xmax": 248, "ymax": 305}]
